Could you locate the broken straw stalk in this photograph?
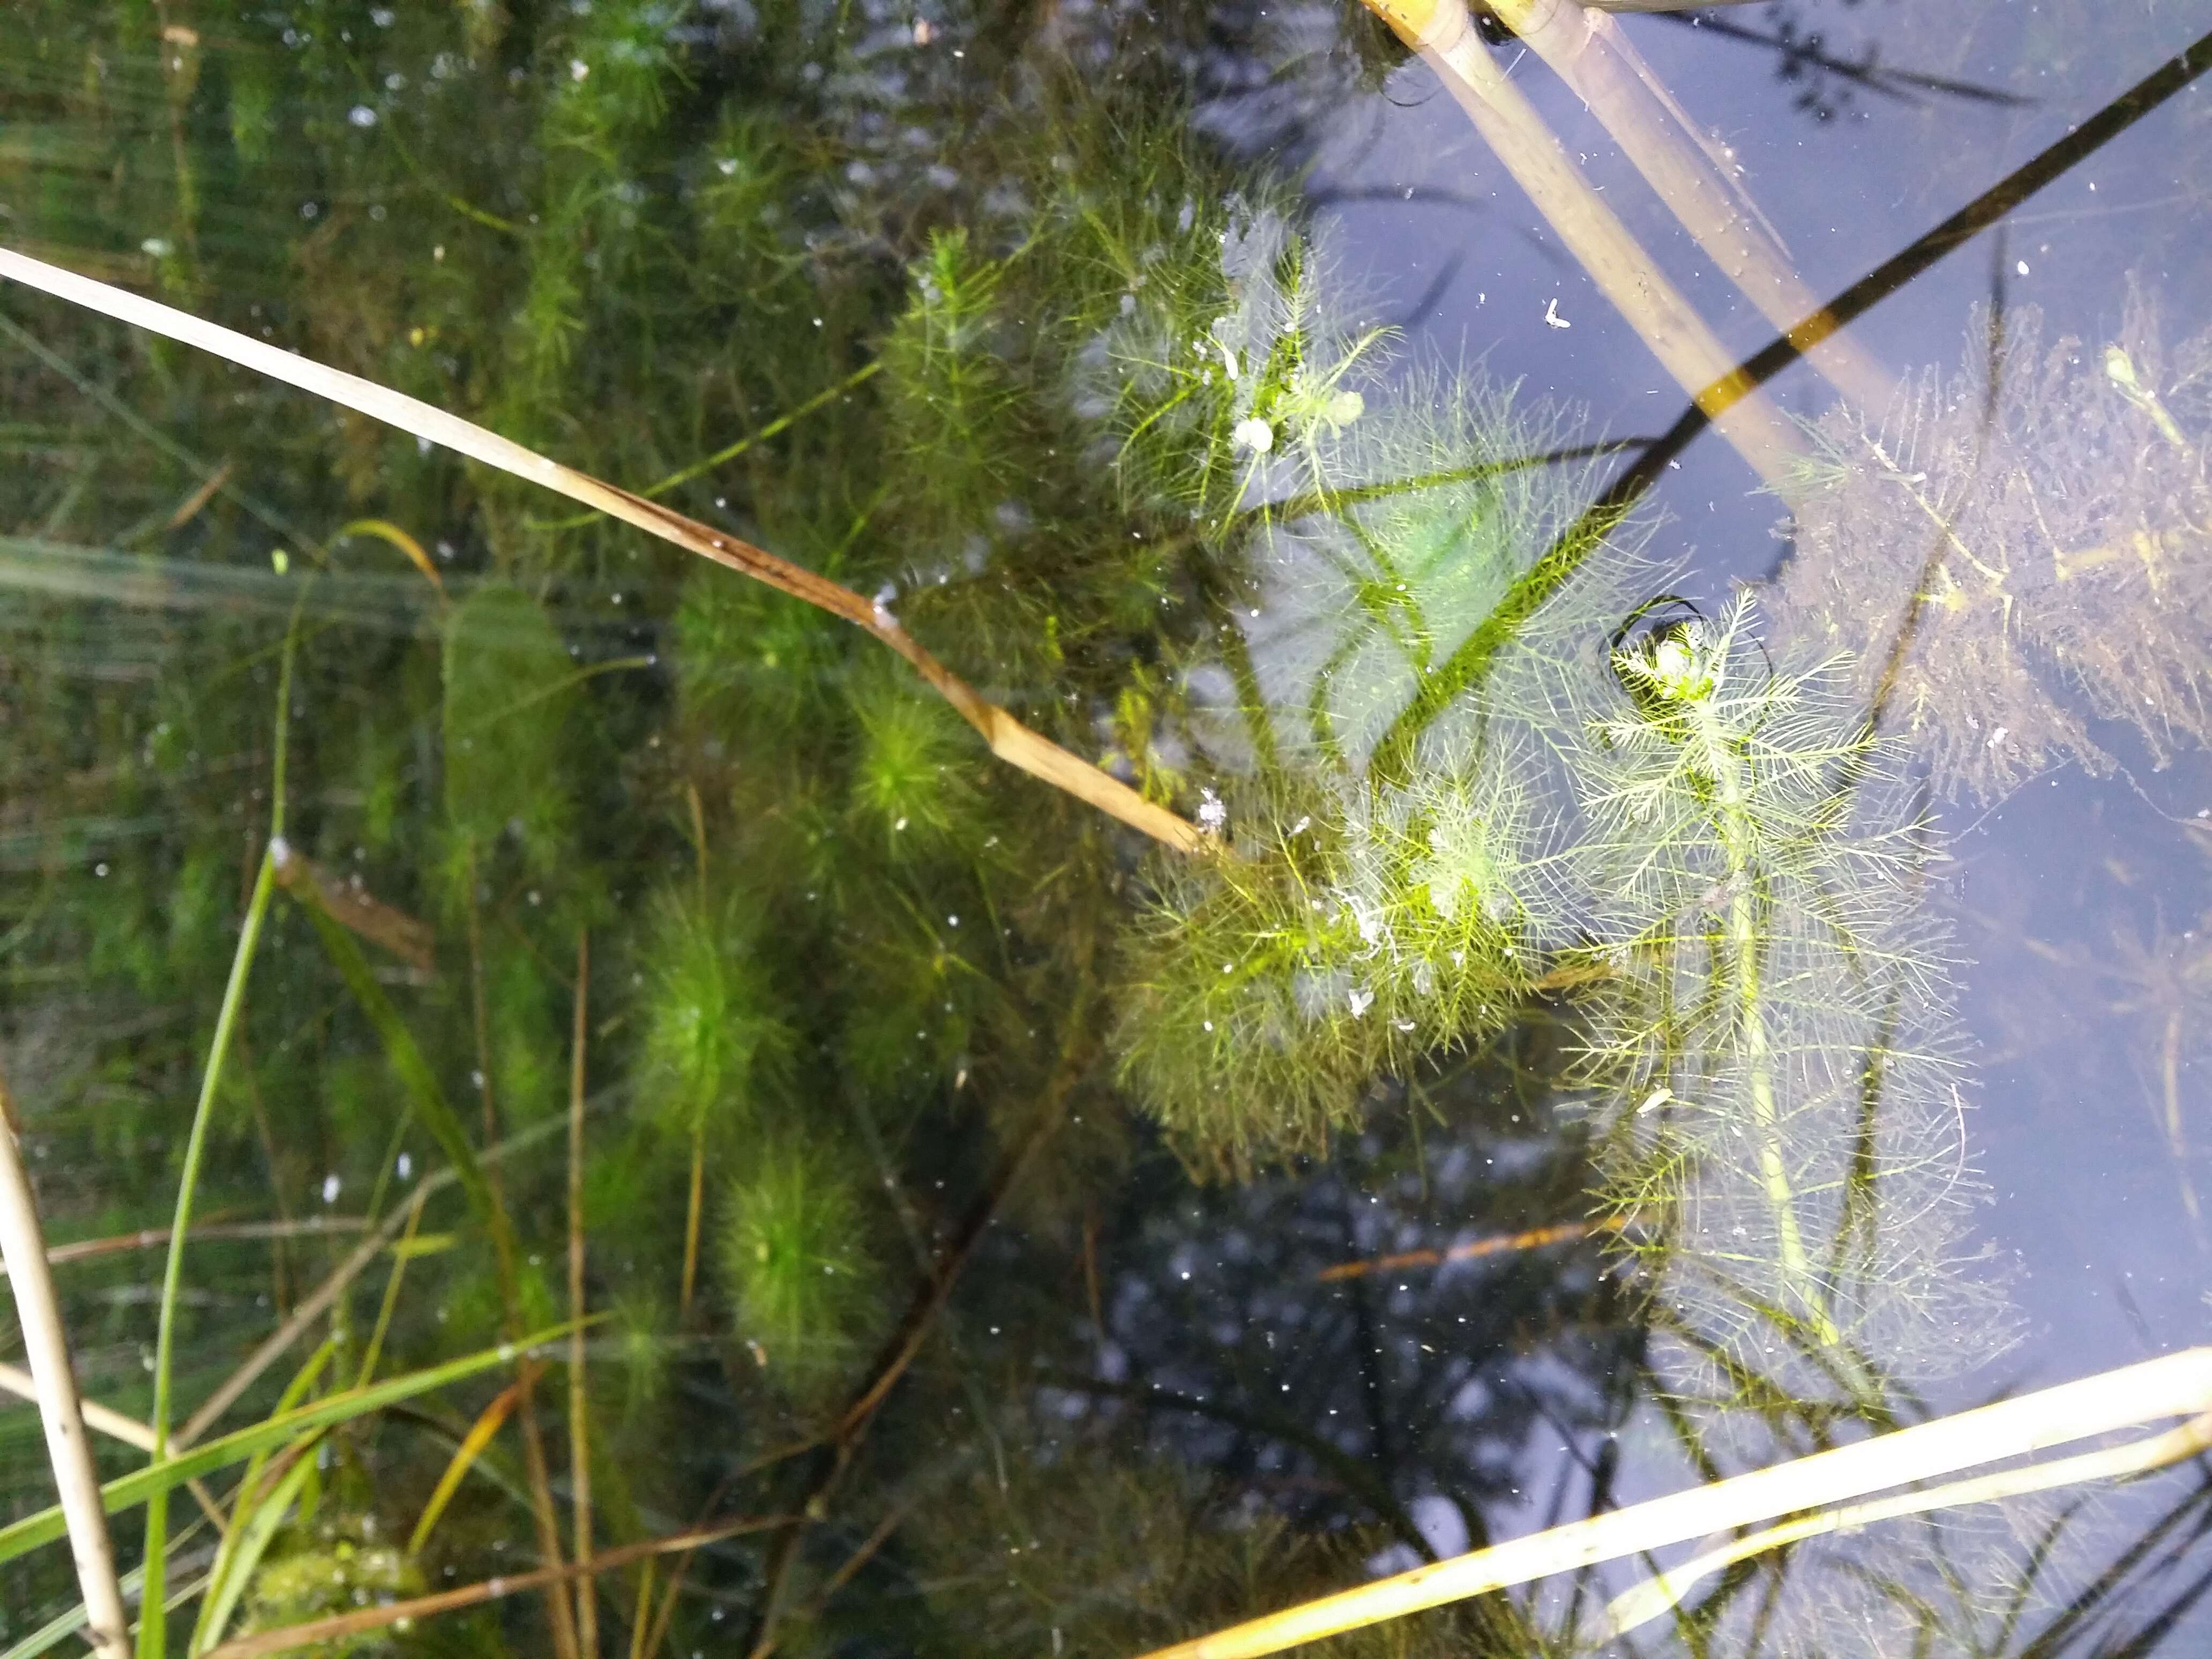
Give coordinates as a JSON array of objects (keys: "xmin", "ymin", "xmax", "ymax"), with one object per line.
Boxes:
[
  {"xmin": 0, "ymin": 1070, "xmax": 130, "ymax": 1659},
  {"xmin": 1357, "ymin": 0, "xmax": 1811, "ymax": 491},
  {"xmin": 0, "ymin": 246, "xmax": 1202, "ymax": 857},
  {"xmin": 1135, "ymin": 1346, "xmax": 2212, "ymax": 1658}
]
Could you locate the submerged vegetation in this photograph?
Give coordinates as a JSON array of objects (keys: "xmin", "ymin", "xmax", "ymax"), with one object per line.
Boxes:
[
  {"xmin": 4, "ymin": 3, "xmax": 2212, "ymax": 1659},
  {"xmin": 1773, "ymin": 289, "xmax": 2212, "ymax": 800}
]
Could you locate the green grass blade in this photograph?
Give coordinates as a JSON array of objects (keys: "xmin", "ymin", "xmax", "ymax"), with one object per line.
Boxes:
[
  {"xmin": 139, "ymin": 844, "xmax": 279, "ymax": 1657},
  {"xmin": 0, "ymin": 1325, "xmax": 575, "ymax": 1572},
  {"xmin": 284, "ymin": 876, "xmax": 503, "ymax": 1250},
  {"xmin": 188, "ymin": 1448, "xmax": 320, "ymax": 1656}
]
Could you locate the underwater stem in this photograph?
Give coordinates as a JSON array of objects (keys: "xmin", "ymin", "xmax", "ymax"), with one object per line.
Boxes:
[
  {"xmin": 570, "ymin": 931, "xmax": 599, "ymax": 1659},
  {"xmin": 1698, "ymin": 701, "xmax": 1835, "ymax": 1346},
  {"xmin": 680, "ymin": 1117, "xmax": 705, "ymax": 1320}
]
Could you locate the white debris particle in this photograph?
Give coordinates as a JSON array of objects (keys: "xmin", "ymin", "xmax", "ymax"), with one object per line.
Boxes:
[{"xmin": 1231, "ymin": 417, "xmax": 1274, "ymax": 453}]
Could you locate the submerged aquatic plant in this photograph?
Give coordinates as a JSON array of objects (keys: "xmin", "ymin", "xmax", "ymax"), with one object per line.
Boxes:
[
  {"xmin": 1769, "ymin": 285, "xmax": 2212, "ymax": 802},
  {"xmin": 1567, "ymin": 591, "xmax": 2009, "ymax": 1404},
  {"xmin": 1111, "ymin": 750, "xmax": 1554, "ymax": 1173},
  {"xmin": 715, "ymin": 1132, "xmax": 885, "ymax": 1403},
  {"xmin": 632, "ymin": 883, "xmax": 793, "ymax": 1313},
  {"xmin": 1108, "ymin": 313, "xmax": 1641, "ymax": 1171}
]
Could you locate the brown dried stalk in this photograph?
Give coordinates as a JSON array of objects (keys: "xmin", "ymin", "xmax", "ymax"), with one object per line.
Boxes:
[{"xmin": 0, "ymin": 246, "xmax": 1202, "ymax": 855}]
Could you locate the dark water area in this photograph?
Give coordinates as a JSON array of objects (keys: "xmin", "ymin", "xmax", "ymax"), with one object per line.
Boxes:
[{"xmin": 4, "ymin": 3, "xmax": 2212, "ymax": 1657}]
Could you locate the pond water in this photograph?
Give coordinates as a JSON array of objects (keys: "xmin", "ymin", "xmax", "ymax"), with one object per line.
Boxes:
[{"xmin": 4, "ymin": 3, "xmax": 2212, "ymax": 1656}]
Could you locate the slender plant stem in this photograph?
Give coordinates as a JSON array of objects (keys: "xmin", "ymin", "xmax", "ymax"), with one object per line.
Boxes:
[
  {"xmin": 1697, "ymin": 711, "xmax": 1827, "ymax": 1337},
  {"xmin": 43, "ymin": 1217, "xmax": 367, "ymax": 1267},
  {"xmin": 175, "ymin": 1116, "xmax": 564, "ymax": 1451},
  {"xmin": 529, "ymin": 360, "xmax": 886, "ymax": 531},
  {"xmin": 455, "ymin": 845, "xmax": 579, "ymax": 1659},
  {"xmin": 137, "ymin": 597, "xmax": 305, "ymax": 1656},
  {"xmin": 139, "ymin": 845, "xmax": 277, "ymax": 1655},
  {"xmin": 627, "ymin": 1558, "xmax": 656, "ymax": 1659},
  {"xmin": 0, "ymin": 1064, "xmax": 130, "ymax": 1659},
  {"xmin": 679, "ymin": 1119, "xmax": 705, "ymax": 1321},
  {"xmin": 354, "ymin": 1186, "xmax": 429, "ymax": 1388},
  {"xmin": 569, "ymin": 931, "xmax": 599, "ymax": 1659}
]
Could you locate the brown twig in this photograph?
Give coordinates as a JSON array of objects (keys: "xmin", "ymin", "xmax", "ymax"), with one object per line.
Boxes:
[
  {"xmin": 200, "ymin": 1514, "xmax": 797, "ymax": 1659},
  {"xmin": 42, "ymin": 1215, "xmax": 369, "ymax": 1266}
]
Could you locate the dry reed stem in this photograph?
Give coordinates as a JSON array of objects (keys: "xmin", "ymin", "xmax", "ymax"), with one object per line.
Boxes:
[
  {"xmin": 1355, "ymin": 0, "xmax": 1805, "ymax": 491},
  {"xmin": 0, "ymin": 247, "xmax": 1202, "ymax": 855},
  {"xmin": 0, "ymin": 1361, "xmax": 158, "ymax": 1454},
  {"xmin": 0, "ymin": 1066, "xmax": 130, "ymax": 1659},
  {"xmin": 1485, "ymin": 0, "xmax": 1895, "ymax": 415},
  {"xmin": 199, "ymin": 1514, "xmax": 796, "ymax": 1659},
  {"xmin": 570, "ymin": 931, "xmax": 600, "ymax": 1659},
  {"xmin": 1602, "ymin": 1406, "xmax": 2212, "ymax": 1635},
  {"xmin": 1133, "ymin": 1347, "xmax": 2212, "ymax": 1658}
]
